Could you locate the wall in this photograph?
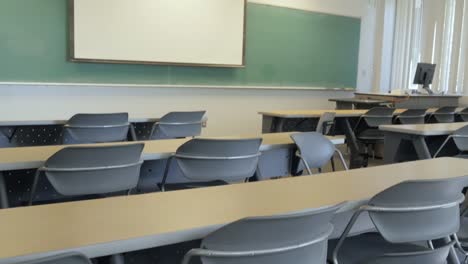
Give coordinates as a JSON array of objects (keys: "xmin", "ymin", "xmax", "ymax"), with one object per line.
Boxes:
[{"xmin": 0, "ymin": 0, "xmax": 371, "ymax": 136}]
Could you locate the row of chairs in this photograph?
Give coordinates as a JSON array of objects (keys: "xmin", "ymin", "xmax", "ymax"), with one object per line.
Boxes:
[
  {"xmin": 62, "ymin": 111, "xmax": 205, "ymax": 144},
  {"xmin": 28, "ymin": 132, "xmax": 343, "ymax": 205},
  {"xmin": 23, "ymin": 177, "xmax": 467, "ymax": 264}
]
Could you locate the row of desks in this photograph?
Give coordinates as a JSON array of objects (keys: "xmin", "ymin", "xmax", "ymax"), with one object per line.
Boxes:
[
  {"xmin": 0, "ymin": 157, "xmax": 466, "ymax": 263},
  {"xmin": 0, "ymin": 133, "xmax": 345, "ymax": 209}
]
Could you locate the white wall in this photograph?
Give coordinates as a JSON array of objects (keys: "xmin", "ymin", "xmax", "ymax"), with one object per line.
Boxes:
[
  {"xmin": 0, "ymin": 0, "xmax": 371, "ymax": 136},
  {"xmin": 0, "ymin": 84, "xmax": 352, "ymax": 136}
]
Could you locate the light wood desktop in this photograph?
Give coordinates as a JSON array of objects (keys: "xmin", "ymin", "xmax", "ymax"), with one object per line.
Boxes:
[
  {"xmin": 0, "ymin": 158, "xmax": 467, "ymax": 263},
  {"xmin": 380, "ymin": 122, "xmax": 468, "ymax": 163}
]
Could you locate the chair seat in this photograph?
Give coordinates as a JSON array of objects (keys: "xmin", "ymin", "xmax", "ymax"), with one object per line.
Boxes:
[
  {"xmin": 357, "ymin": 129, "xmax": 385, "ymax": 142},
  {"xmin": 328, "ymin": 233, "xmax": 429, "ymax": 264}
]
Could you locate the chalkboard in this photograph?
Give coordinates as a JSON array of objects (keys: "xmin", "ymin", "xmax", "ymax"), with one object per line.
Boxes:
[{"xmin": 0, "ymin": 0, "xmax": 361, "ymax": 88}]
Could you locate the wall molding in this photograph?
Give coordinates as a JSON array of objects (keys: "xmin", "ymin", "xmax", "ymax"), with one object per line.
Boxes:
[{"xmin": 0, "ymin": 82, "xmax": 355, "ymax": 92}]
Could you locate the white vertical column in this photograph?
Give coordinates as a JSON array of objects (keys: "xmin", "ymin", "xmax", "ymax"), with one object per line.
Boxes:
[{"xmin": 356, "ymin": 0, "xmax": 378, "ymax": 92}]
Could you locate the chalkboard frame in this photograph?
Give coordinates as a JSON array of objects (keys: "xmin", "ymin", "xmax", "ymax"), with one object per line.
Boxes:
[{"xmin": 67, "ymin": 0, "xmax": 247, "ymax": 68}]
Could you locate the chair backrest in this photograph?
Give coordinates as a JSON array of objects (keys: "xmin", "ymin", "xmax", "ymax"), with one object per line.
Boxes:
[
  {"xmin": 175, "ymin": 138, "xmax": 262, "ymax": 183},
  {"xmin": 368, "ymin": 241, "xmax": 453, "ymax": 264},
  {"xmin": 17, "ymin": 253, "xmax": 92, "ymax": 264},
  {"xmin": 433, "ymin": 107, "xmax": 457, "ymax": 123},
  {"xmin": 151, "ymin": 111, "xmax": 206, "ymax": 139},
  {"xmin": 452, "ymin": 125, "xmax": 468, "ymax": 152},
  {"xmin": 316, "ymin": 112, "xmax": 336, "ymax": 134},
  {"xmin": 460, "ymin": 107, "xmax": 468, "ymax": 122},
  {"xmin": 291, "ymin": 132, "xmax": 335, "ymax": 171},
  {"xmin": 396, "ymin": 109, "xmax": 427, "ymax": 124},
  {"xmin": 361, "ymin": 107, "xmax": 396, "ymax": 128},
  {"xmin": 43, "ymin": 143, "xmax": 144, "ymax": 196},
  {"xmin": 200, "ymin": 203, "xmax": 342, "ymax": 264},
  {"xmin": 367, "ymin": 178, "xmax": 464, "ymax": 243},
  {"xmin": 63, "ymin": 113, "xmax": 130, "ymax": 144}
]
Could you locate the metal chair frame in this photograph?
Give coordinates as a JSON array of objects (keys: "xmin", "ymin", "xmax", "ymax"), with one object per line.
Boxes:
[
  {"xmin": 331, "ymin": 195, "xmax": 465, "ymax": 264},
  {"xmin": 433, "ymin": 135, "xmax": 468, "ymax": 158},
  {"xmin": 296, "ymin": 148, "xmax": 348, "ymax": 175},
  {"xmin": 181, "ymin": 224, "xmax": 333, "ymax": 264}
]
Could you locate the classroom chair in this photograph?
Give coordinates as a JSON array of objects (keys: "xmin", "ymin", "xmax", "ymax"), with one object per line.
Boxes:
[
  {"xmin": 354, "ymin": 107, "xmax": 396, "ymax": 167},
  {"xmin": 329, "ymin": 178, "xmax": 464, "ymax": 264},
  {"xmin": 433, "ymin": 125, "xmax": 468, "ymax": 158},
  {"xmin": 395, "ymin": 109, "xmax": 427, "ymax": 124},
  {"xmin": 150, "ymin": 111, "xmax": 206, "ymax": 139},
  {"xmin": 316, "ymin": 112, "xmax": 336, "ymax": 135},
  {"xmin": 62, "ymin": 113, "xmax": 132, "ymax": 144},
  {"xmin": 459, "ymin": 107, "xmax": 468, "ymax": 122},
  {"xmin": 15, "ymin": 253, "xmax": 92, "ymax": 264},
  {"xmin": 431, "ymin": 107, "xmax": 458, "ymax": 123},
  {"xmin": 182, "ymin": 203, "xmax": 342, "ymax": 264},
  {"xmin": 290, "ymin": 132, "xmax": 347, "ymax": 175},
  {"xmin": 369, "ymin": 241, "xmax": 454, "ymax": 264},
  {"xmin": 159, "ymin": 138, "xmax": 262, "ymax": 191},
  {"xmin": 28, "ymin": 143, "xmax": 144, "ymax": 205}
]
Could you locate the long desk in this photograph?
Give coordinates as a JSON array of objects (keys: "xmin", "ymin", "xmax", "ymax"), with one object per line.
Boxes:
[
  {"xmin": 1, "ymin": 158, "xmax": 467, "ymax": 263},
  {"xmin": 0, "ymin": 116, "xmax": 205, "ymax": 148},
  {"xmin": 259, "ymin": 108, "xmax": 465, "ymax": 168},
  {"xmin": 380, "ymin": 123, "xmax": 468, "ymax": 163},
  {"xmin": 0, "ymin": 133, "xmax": 345, "ymax": 209}
]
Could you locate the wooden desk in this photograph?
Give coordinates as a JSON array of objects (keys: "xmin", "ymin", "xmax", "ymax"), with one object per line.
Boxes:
[
  {"xmin": 355, "ymin": 92, "xmax": 461, "ymax": 108},
  {"xmin": 328, "ymin": 98, "xmax": 390, "ymax": 110},
  {"xmin": 0, "ymin": 116, "xmax": 206, "ymax": 148},
  {"xmin": 1, "ymin": 157, "xmax": 467, "ymax": 263},
  {"xmin": 0, "ymin": 133, "xmax": 345, "ymax": 209},
  {"xmin": 380, "ymin": 123, "xmax": 468, "ymax": 163},
  {"xmin": 259, "ymin": 108, "xmax": 464, "ymax": 168}
]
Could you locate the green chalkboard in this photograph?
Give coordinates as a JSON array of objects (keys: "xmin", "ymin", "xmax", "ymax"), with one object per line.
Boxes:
[{"xmin": 0, "ymin": 1, "xmax": 361, "ymax": 88}]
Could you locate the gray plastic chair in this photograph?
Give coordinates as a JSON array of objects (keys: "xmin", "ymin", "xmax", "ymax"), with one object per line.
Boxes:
[
  {"xmin": 15, "ymin": 253, "xmax": 92, "ymax": 264},
  {"xmin": 29, "ymin": 143, "xmax": 144, "ymax": 205},
  {"xmin": 150, "ymin": 111, "xmax": 206, "ymax": 139},
  {"xmin": 432, "ymin": 107, "xmax": 457, "ymax": 123},
  {"xmin": 62, "ymin": 113, "xmax": 131, "ymax": 144},
  {"xmin": 330, "ymin": 178, "xmax": 465, "ymax": 264},
  {"xmin": 434, "ymin": 125, "xmax": 468, "ymax": 158},
  {"xmin": 182, "ymin": 203, "xmax": 343, "ymax": 264},
  {"xmin": 291, "ymin": 132, "xmax": 348, "ymax": 175},
  {"xmin": 368, "ymin": 241, "xmax": 454, "ymax": 264},
  {"xmin": 160, "ymin": 138, "xmax": 262, "ymax": 191},
  {"xmin": 316, "ymin": 112, "xmax": 336, "ymax": 135},
  {"xmin": 459, "ymin": 108, "xmax": 468, "ymax": 122},
  {"xmin": 395, "ymin": 109, "xmax": 427, "ymax": 124},
  {"xmin": 354, "ymin": 107, "xmax": 395, "ymax": 167}
]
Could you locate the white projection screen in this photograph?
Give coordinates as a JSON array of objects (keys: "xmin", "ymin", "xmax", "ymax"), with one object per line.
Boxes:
[{"xmin": 70, "ymin": 0, "xmax": 246, "ymax": 67}]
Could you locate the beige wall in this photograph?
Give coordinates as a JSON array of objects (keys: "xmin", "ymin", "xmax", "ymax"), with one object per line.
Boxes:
[{"xmin": 0, "ymin": 84, "xmax": 353, "ymax": 136}]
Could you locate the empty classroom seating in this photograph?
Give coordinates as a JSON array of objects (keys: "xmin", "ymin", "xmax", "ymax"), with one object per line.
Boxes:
[
  {"xmin": 62, "ymin": 113, "xmax": 132, "ymax": 144},
  {"xmin": 182, "ymin": 203, "xmax": 342, "ymax": 264},
  {"xmin": 354, "ymin": 107, "xmax": 396, "ymax": 167},
  {"xmin": 291, "ymin": 132, "xmax": 348, "ymax": 174},
  {"xmin": 434, "ymin": 125, "xmax": 468, "ymax": 158},
  {"xmin": 329, "ymin": 178, "xmax": 464, "ymax": 264},
  {"xmin": 395, "ymin": 109, "xmax": 427, "ymax": 124},
  {"xmin": 431, "ymin": 107, "xmax": 458, "ymax": 123},
  {"xmin": 29, "ymin": 143, "xmax": 144, "ymax": 205},
  {"xmin": 159, "ymin": 138, "xmax": 262, "ymax": 191},
  {"xmin": 150, "ymin": 111, "xmax": 206, "ymax": 139}
]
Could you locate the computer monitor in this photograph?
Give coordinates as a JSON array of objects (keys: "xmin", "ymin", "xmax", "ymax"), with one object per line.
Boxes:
[{"xmin": 413, "ymin": 63, "xmax": 436, "ymax": 94}]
